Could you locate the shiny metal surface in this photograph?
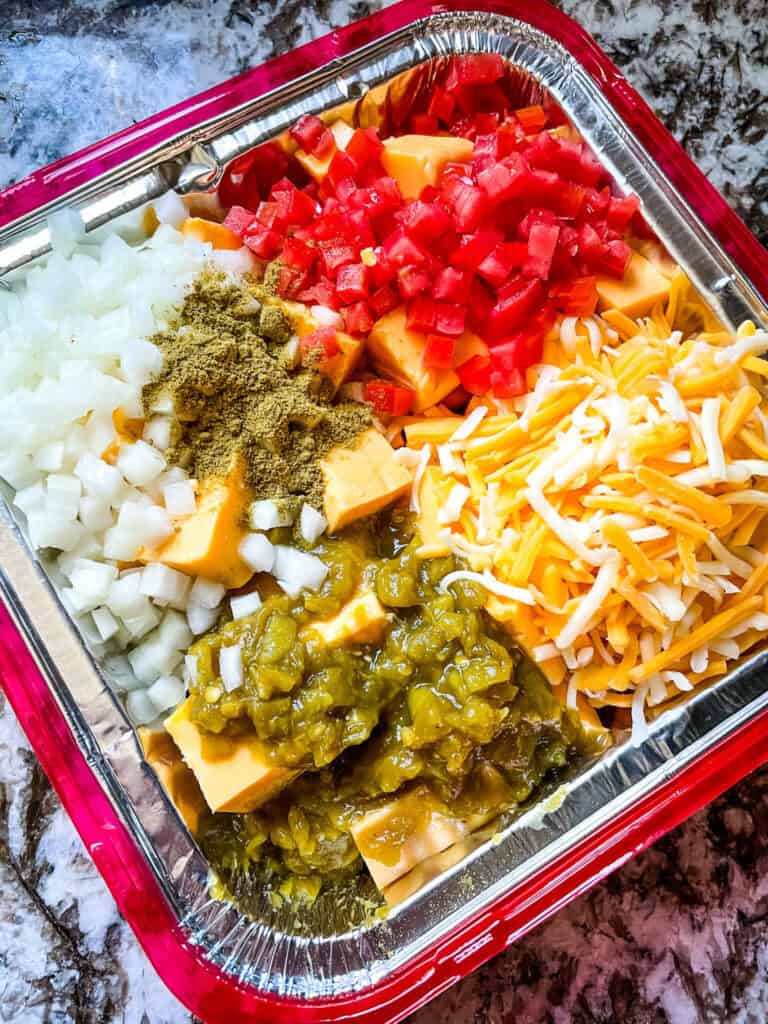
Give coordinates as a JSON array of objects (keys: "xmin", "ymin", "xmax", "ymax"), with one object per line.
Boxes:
[{"xmin": 1, "ymin": 10, "xmax": 768, "ymax": 1001}]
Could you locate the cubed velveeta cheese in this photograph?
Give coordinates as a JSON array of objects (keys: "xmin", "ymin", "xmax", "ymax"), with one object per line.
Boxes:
[
  {"xmin": 351, "ymin": 769, "xmax": 510, "ymax": 892},
  {"xmin": 322, "ymin": 428, "xmax": 412, "ymax": 532},
  {"xmin": 415, "ymin": 466, "xmax": 453, "ymax": 558},
  {"xmin": 140, "ymin": 461, "xmax": 252, "ymax": 589},
  {"xmin": 179, "ymin": 217, "xmax": 242, "ymax": 250},
  {"xmin": 552, "ymin": 684, "xmax": 612, "ymax": 749},
  {"xmin": 139, "ymin": 726, "xmax": 207, "ymax": 834},
  {"xmin": 276, "ymin": 299, "xmax": 363, "ymax": 390},
  {"xmin": 596, "ymin": 251, "xmax": 671, "ymax": 319},
  {"xmin": 295, "ymin": 147, "xmax": 335, "ymax": 183},
  {"xmin": 304, "ymin": 588, "xmax": 389, "ymax": 647},
  {"xmin": 368, "ymin": 307, "xmax": 487, "ymax": 412},
  {"xmin": 165, "ymin": 699, "xmax": 299, "ymax": 814},
  {"xmin": 381, "ymin": 135, "xmax": 474, "ymax": 199}
]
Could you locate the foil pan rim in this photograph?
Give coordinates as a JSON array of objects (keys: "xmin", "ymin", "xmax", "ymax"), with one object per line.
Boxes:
[{"xmin": 1, "ymin": 8, "xmax": 768, "ymax": 1004}]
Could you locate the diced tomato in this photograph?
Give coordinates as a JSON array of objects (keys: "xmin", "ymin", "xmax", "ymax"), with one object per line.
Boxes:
[
  {"xmin": 600, "ymin": 239, "xmax": 633, "ymax": 278},
  {"xmin": 243, "ymin": 225, "xmax": 282, "ymax": 258},
  {"xmin": 352, "ymin": 176, "xmax": 402, "ymax": 217},
  {"xmin": 290, "ymin": 114, "xmax": 329, "ymax": 154},
  {"xmin": 488, "ymin": 277, "xmax": 543, "ymax": 338},
  {"xmin": 335, "ymin": 263, "xmax": 369, "ymax": 303},
  {"xmin": 445, "ymin": 53, "xmax": 505, "ymax": 90},
  {"xmin": 276, "ymin": 265, "xmax": 309, "ymax": 299},
  {"xmin": 490, "ymin": 367, "xmax": 526, "ymax": 398},
  {"xmin": 254, "ymin": 201, "xmax": 282, "ymax": 228},
  {"xmin": 442, "ymin": 385, "xmax": 471, "ymax": 411},
  {"xmin": 577, "ymin": 222, "xmax": 606, "ymax": 267},
  {"xmin": 423, "ymin": 334, "xmax": 456, "ymax": 370},
  {"xmin": 476, "ymin": 158, "xmax": 527, "ymax": 202},
  {"xmin": 466, "ymin": 278, "xmax": 495, "ymax": 334},
  {"xmin": 217, "ymin": 142, "xmax": 294, "ymax": 209},
  {"xmin": 434, "ymin": 266, "xmax": 473, "ymax": 303},
  {"xmin": 406, "ymin": 297, "xmax": 438, "ymax": 333},
  {"xmin": 450, "ymin": 229, "xmax": 504, "ymax": 270},
  {"xmin": 517, "ymin": 207, "xmax": 558, "ymax": 239},
  {"xmin": 297, "ymin": 277, "xmax": 339, "ymax": 309},
  {"xmin": 580, "ymin": 186, "xmax": 611, "ymax": 219},
  {"xmin": 345, "ymin": 209, "xmax": 376, "ymax": 249},
  {"xmin": 397, "ymin": 264, "xmax": 432, "ymax": 299},
  {"xmin": 456, "ymin": 355, "xmax": 491, "ymax": 395},
  {"xmin": 427, "ymin": 88, "xmax": 456, "ymax": 125},
  {"xmin": 514, "ymin": 104, "xmax": 547, "ymax": 134},
  {"xmin": 369, "ymin": 255, "xmax": 396, "ymax": 287},
  {"xmin": 398, "ymin": 200, "xmax": 452, "ymax": 240},
  {"xmin": 300, "ymin": 327, "xmax": 340, "ymax": 363},
  {"xmin": 344, "ymin": 301, "xmax": 375, "ymax": 335},
  {"xmin": 550, "ymin": 276, "xmax": 599, "ymax": 317},
  {"xmin": 319, "ymin": 241, "xmax": 357, "ymax": 276},
  {"xmin": 606, "ymin": 193, "xmax": 641, "ymax": 230},
  {"xmin": 281, "ymin": 236, "xmax": 316, "ymax": 270},
  {"xmin": 271, "ymin": 185, "xmax": 316, "ymax": 226},
  {"xmin": 477, "ymin": 242, "xmax": 527, "ymax": 288},
  {"xmin": 326, "ymin": 150, "xmax": 359, "ymax": 190},
  {"xmin": 345, "ymin": 127, "xmax": 383, "ymax": 168},
  {"xmin": 222, "ymin": 205, "xmax": 257, "ymax": 237},
  {"xmin": 443, "ymin": 178, "xmax": 488, "ymax": 232},
  {"xmin": 524, "ymin": 223, "xmax": 560, "ymax": 280},
  {"xmin": 409, "ymin": 113, "xmax": 440, "ymax": 134},
  {"xmin": 489, "ymin": 334, "xmax": 536, "ymax": 372},
  {"xmin": 435, "ymin": 303, "xmax": 466, "ymax": 336},
  {"xmin": 369, "ymin": 283, "xmax": 399, "ymax": 318},
  {"xmin": 364, "ymin": 379, "xmax": 414, "ymax": 416},
  {"xmin": 382, "ymin": 228, "xmax": 429, "ymax": 268}
]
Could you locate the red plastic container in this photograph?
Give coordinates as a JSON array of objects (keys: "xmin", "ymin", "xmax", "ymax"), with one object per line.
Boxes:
[{"xmin": 2, "ymin": 3, "xmax": 768, "ymax": 1022}]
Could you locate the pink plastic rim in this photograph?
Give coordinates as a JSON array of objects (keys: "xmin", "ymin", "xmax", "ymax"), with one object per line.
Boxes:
[{"xmin": 2, "ymin": 3, "xmax": 768, "ymax": 1022}]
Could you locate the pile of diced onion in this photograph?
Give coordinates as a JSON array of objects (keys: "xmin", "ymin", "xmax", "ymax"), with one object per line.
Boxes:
[{"xmin": 0, "ymin": 203, "xmax": 328, "ymax": 727}]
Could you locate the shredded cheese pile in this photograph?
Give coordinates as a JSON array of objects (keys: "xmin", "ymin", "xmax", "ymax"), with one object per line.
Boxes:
[{"xmin": 402, "ymin": 274, "xmax": 768, "ymax": 738}]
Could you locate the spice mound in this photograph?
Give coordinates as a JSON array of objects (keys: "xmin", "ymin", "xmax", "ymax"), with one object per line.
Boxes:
[{"xmin": 144, "ymin": 272, "xmax": 370, "ymax": 510}]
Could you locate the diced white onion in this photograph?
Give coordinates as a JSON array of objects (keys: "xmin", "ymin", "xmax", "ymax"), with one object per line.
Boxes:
[
  {"xmin": 92, "ymin": 606, "xmax": 120, "ymax": 641},
  {"xmin": 144, "ymin": 416, "xmax": 173, "ymax": 452},
  {"xmin": 299, "ymin": 504, "xmax": 327, "ymax": 544},
  {"xmin": 126, "ymin": 689, "xmax": 157, "ymax": 726},
  {"xmin": 273, "ymin": 545, "xmax": 329, "ymax": 596},
  {"xmin": 230, "ymin": 591, "xmax": 263, "ymax": 619},
  {"xmin": 249, "ymin": 499, "xmax": 293, "ymax": 530},
  {"xmin": 152, "ymin": 191, "xmax": 187, "ymax": 228},
  {"xmin": 163, "ymin": 480, "xmax": 196, "ymax": 516},
  {"xmin": 158, "ymin": 609, "xmax": 194, "ymax": 650},
  {"xmin": 147, "ymin": 675, "xmax": 185, "ymax": 713},
  {"xmin": 219, "ymin": 644, "xmax": 244, "ymax": 692},
  {"xmin": 140, "ymin": 563, "xmax": 191, "ymax": 609},
  {"xmin": 74, "ymin": 453, "xmax": 124, "ymax": 502},
  {"xmin": 311, "ymin": 305, "xmax": 342, "ymax": 328},
  {"xmin": 117, "ymin": 441, "xmax": 166, "ymax": 486},
  {"xmin": 187, "ymin": 602, "xmax": 219, "ymax": 635},
  {"xmin": 239, "ymin": 533, "xmax": 276, "ymax": 573},
  {"xmin": 189, "ymin": 577, "xmax": 225, "ymax": 609}
]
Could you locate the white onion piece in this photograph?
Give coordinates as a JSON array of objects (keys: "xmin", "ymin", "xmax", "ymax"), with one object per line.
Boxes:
[
  {"xmin": 13, "ymin": 482, "xmax": 45, "ymax": 515},
  {"xmin": 311, "ymin": 305, "xmax": 343, "ymax": 328},
  {"xmin": 121, "ymin": 604, "xmax": 162, "ymax": 640},
  {"xmin": 163, "ymin": 480, "xmax": 196, "ymax": 516},
  {"xmin": 189, "ymin": 577, "xmax": 225, "ymax": 609},
  {"xmin": 74, "ymin": 453, "xmax": 124, "ymax": 502},
  {"xmin": 184, "ymin": 654, "xmax": 198, "ymax": 684},
  {"xmin": 140, "ymin": 564, "xmax": 191, "ymax": 609},
  {"xmin": 79, "ymin": 496, "xmax": 114, "ymax": 531},
  {"xmin": 273, "ymin": 545, "xmax": 329, "ymax": 596},
  {"xmin": 219, "ymin": 644, "xmax": 244, "ymax": 692},
  {"xmin": 117, "ymin": 441, "xmax": 166, "ymax": 486},
  {"xmin": 147, "ymin": 675, "xmax": 185, "ymax": 713},
  {"xmin": 299, "ymin": 504, "xmax": 327, "ymax": 544},
  {"xmin": 144, "ymin": 416, "xmax": 173, "ymax": 452},
  {"xmin": 249, "ymin": 499, "xmax": 293, "ymax": 530},
  {"xmin": 92, "ymin": 606, "xmax": 120, "ymax": 641},
  {"xmin": 27, "ymin": 512, "xmax": 86, "ymax": 552},
  {"xmin": 46, "ymin": 473, "xmax": 82, "ymax": 520},
  {"xmin": 47, "ymin": 207, "xmax": 86, "ymax": 255},
  {"xmin": 158, "ymin": 609, "xmax": 193, "ymax": 650},
  {"xmin": 187, "ymin": 602, "xmax": 219, "ymax": 636},
  {"xmin": 230, "ymin": 591, "xmax": 262, "ymax": 619},
  {"xmin": 126, "ymin": 689, "xmax": 157, "ymax": 726},
  {"xmin": 34, "ymin": 442, "xmax": 64, "ymax": 472},
  {"xmin": 152, "ymin": 191, "xmax": 187, "ymax": 227},
  {"xmin": 106, "ymin": 573, "xmax": 146, "ymax": 617},
  {"xmin": 239, "ymin": 533, "xmax": 276, "ymax": 572}
]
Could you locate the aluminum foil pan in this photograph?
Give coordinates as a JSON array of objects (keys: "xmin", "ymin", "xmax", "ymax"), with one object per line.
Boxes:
[{"xmin": 2, "ymin": 4, "xmax": 768, "ymax": 1019}]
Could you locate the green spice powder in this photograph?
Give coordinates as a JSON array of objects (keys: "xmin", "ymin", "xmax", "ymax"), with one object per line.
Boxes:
[{"xmin": 144, "ymin": 272, "xmax": 371, "ymax": 510}]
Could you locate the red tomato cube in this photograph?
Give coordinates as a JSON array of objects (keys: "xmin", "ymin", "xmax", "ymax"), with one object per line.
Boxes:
[
  {"xmin": 335, "ymin": 263, "xmax": 369, "ymax": 303},
  {"xmin": 456, "ymin": 355, "xmax": 491, "ymax": 395},
  {"xmin": 300, "ymin": 327, "xmax": 340, "ymax": 363},
  {"xmin": 364, "ymin": 380, "xmax": 414, "ymax": 416},
  {"xmin": 222, "ymin": 205, "xmax": 257, "ymax": 237},
  {"xmin": 423, "ymin": 334, "xmax": 456, "ymax": 370}
]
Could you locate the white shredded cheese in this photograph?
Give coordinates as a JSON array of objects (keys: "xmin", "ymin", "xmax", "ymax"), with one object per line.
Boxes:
[
  {"xmin": 701, "ymin": 397, "xmax": 727, "ymax": 481},
  {"xmin": 409, "ymin": 444, "xmax": 432, "ymax": 514},
  {"xmin": 439, "ymin": 569, "xmax": 535, "ymax": 605},
  {"xmin": 662, "ymin": 670, "xmax": 693, "ymax": 692},
  {"xmin": 532, "ymin": 642, "xmax": 559, "ymax": 662},
  {"xmin": 449, "ymin": 405, "xmax": 487, "ymax": 443},
  {"xmin": 714, "ymin": 329, "xmax": 768, "ymax": 366},
  {"xmin": 525, "ymin": 487, "xmax": 605, "ymax": 566},
  {"xmin": 438, "ymin": 483, "xmax": 471, "ymax": 525},
  {"xmin": 556, "ymin": 557, "xmax": 619, "ymax": 650}
]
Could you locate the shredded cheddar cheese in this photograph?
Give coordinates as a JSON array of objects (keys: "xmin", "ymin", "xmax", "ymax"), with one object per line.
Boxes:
[{"xmin": 408, "ymin": 274, "xmax": 768, "ymax": 736}]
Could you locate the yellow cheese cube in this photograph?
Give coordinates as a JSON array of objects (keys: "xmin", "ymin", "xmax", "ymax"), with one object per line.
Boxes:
[
  {"xmin": 140, "ymin": 460, "xmax": 252, "ymax": 589},
  {"xmin": 381, "ymin": 135, "xmax": 474, "ymax": 199},
  {"xmin": 416, "ymin": 466, "xmax": 453, "ymax": 558},
  {"xmin": 295, "ymin": 147, "xmax": 335, "ymax": 183},
  {"xmin": 139, "ymin": 726, "xmax": 207, "ymax": 834},
  {"xmin": 179, "ymin": 217, "xmax": 242, "ymax": 250},
  {"xmin": 368, "ymin": 307, "xmax": 487, "ymax": 413},
  {"xmin": 322, "ymin": 428, "xmax": 412, "ymax": 532},
  {"xmin": 304, "ymin": 589, "xmax": 389, "ymax": 647},
  {"xmin": 596, "ymin": 251, "xmax": 671, "ymax": 319},
  {"xmin": 165, "ymin": 699, "xmax": 299, "ymax": 814}
]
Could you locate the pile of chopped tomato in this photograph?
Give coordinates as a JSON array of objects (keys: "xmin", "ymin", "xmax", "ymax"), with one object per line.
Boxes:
[{"xmin": 219, "ymin": 53, "xmax": 643, "ymax": 405}]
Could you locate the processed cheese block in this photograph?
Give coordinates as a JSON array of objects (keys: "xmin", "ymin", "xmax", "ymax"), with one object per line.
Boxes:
[
  {"xmin": 351, "ymin": 769, "xmax": 510, "ymax": 892},
  {"xmin": 139, "ymin": 726, "xmax": 207, "ymax": 834},
  {"xmin": 295, "ymin": 147, "xmax": 335, "ymax": 183},
  {"xmin": 321, "ymin": 428, "xmax": 412, "ymax": 532},
  {"xmin": 304, "ymin": 588, "xmax": 389, "ymax": 647},
  {"xmin": 368, "ymin": 307, "xmax": 487, "ymax": 412},
  {"xmin": 552, "ymin": 684, "xmax": 612, "ymax": 748},
  {"xmin": 140, "ymin": 460, "xmax": 252, "ymax": 589},
  {"xmin": 179, "ymin": 217, "xmax": 242, "ymax": 250},
  {"xmin": 415, "ymin": 466, "xmax": 453, "ymax": 558},
  {"xmin": 596, "ymin": 251, "xmax": 671, "ymax": 319},
  {"xmin": 165, "ymin": 699, "xmax": 299, "ymax": 814},
  {"xmin": 381, "ymin": 135, "xmax": 474, "ymax": 199}
]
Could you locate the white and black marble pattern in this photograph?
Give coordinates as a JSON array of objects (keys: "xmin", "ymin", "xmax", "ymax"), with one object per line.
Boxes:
[{"xmin": 0, "ymin": 2, "xmax": 767, "ymax": 1021}]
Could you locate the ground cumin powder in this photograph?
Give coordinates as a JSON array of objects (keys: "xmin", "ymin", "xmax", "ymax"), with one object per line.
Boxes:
[{"xmin": 144, "ymin": 271, "xmax": 370, "ymax": 510}]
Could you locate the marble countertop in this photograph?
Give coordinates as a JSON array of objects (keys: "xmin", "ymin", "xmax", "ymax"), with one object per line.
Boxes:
[{"xmin": 1, "ymin": 2, "xmax": 767, "ymax": 1022}]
